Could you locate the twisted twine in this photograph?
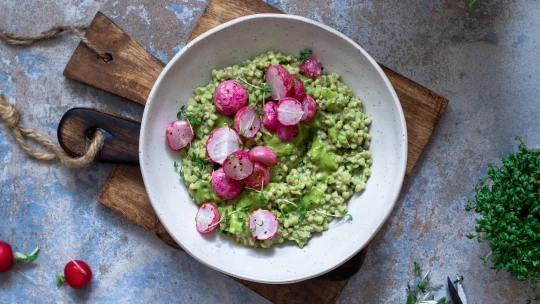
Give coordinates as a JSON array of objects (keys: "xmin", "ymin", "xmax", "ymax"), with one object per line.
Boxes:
[{"xmin": 0, "ymin": 95, "xmax": 104, "ymax": 166}]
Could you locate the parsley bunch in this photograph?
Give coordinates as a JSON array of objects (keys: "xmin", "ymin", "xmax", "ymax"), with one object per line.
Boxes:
[{"xmin": 466, "ymin": 137, "xmax": 540, "ymax": 295}]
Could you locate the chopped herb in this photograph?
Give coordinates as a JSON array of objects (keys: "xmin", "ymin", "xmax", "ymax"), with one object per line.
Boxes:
[
  {"xmin": 299, "ymin": 48, "xmax": 312, "ymax": 62},
  {"xmin": 414, "ymin": 261, "xmax": 422, "ymax": 276},
  {"xmin": 406, "ymin": 262, "xmax": 450, "ymax": 304},
  {"xmin": 453, "ymin": 276, "xmax": 464, "ymax": 285},
  {"xmin": 238, "ymin": 213, "xmax": 244, "ymax": 219},
  {"xmin": 173, "ymin": 161, "xmax": 179, "ymax": 168},
  {"xmin": 198, "ymin": 130, "xmax": 207, "ymax": 137},
  {"xmin": 248, "ymin": 227, "xmax": 256, "ymax": 233},
  {"xmin": 229, "ymin": 154, "xmax": 236, "ymax": 159},
  {"xmin": 469, "ymin": 0, "xmax": 478, "ymax": 6}
]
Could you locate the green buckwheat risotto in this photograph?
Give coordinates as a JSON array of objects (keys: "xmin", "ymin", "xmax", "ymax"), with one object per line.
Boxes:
[{"xmin": 165, "ymin": 50, "xmax": 372, "ymax": 248}]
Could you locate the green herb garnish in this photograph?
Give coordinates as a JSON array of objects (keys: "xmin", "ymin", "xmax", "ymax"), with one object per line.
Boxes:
[
  {"xmin": 406, "ymin": 262, "xmax": 451, "ymax": 304},
  {"xmin": 469, "ymin": 0, "xmax": 478, "ymax": 6},
  {"xmin": 177, "ymin": 104, "xmax": 202, "ymax": 125},
  {"xmin": 299, "ymin": 48, "xmax": 312, "ymax": 62},
  {"xmin": 248, "ymin": 227, "xmax": 256, "ymax": 233},
  {"xmin": 466, "ymin": 137, "xmax": 540, "ymax": 296}
]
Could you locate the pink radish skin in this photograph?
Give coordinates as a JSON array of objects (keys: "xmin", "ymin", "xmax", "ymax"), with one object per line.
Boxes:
[
  {"xmin": 196, "ymin": 202, "xmax": 221, "ymax": 233},
  {"xmin": 245, "ymin": 163, "xmax": 270, "ymax": 189},
  {"xmin": 262, "ymin": 102, "xmax": 279, "ymax": 132},
  {"xmin": 292, "ymin": 76, "xmax": 306, "ymax": 102},
  {"xmin": 222, "ymin": 151, "xmax": 254, "ymax": 181},
  {"xmin": 277, "ymin": 123, "xmax": 299, "ymax": 141},
  {"xmin": 206, "ymin": 126, "xmax": 243, "ymax": 164},
  {"xmin": 248, "ymin": 209, "xmax": 278, "ymax": 240},
  {"xmin": 214, "ymin": 80, "xmax": 249, "ymax": 115},
  {"xmin": 299, "ymin": 58, "xmax": 322, "ymax": 77},
  {"xmin": 166, "ymin": 120, "xmax": 194, "ymax": 151},
  {"xmin": 248, "ymin": 146, "xmax": 277, "ymax": 166},
  {"xmin": 234, "ymin": 106, "xmax": 261, "ymax": 138},
  {"xmin": 277, "ymin": 97, "xmax": 304, "ymax": 126},
  {"xmin": 300, "ymin": 95, "xmax": 317, "ymax": 122},
  {"xmin": 265, "ymin": 64, "xmax": 293, "ymax": 100},
  {"xmin": 211, "ymin": 168, "xmax": 244, "ymax": 200}
]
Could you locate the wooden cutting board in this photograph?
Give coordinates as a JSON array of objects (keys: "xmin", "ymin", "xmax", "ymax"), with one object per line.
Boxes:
[{"xmin": 62, "ymin": 1, "xmax": 448, "ymax": 303}]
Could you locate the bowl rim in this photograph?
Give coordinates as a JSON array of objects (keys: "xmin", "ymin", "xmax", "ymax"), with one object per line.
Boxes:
[{"xmin": 140, "ymin": 13, "xmax": 408, "ymax": 284}]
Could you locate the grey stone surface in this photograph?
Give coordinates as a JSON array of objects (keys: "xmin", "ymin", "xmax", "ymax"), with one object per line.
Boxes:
[{"xmin": 1, "ymin": 0, "xmax": 538, "ymax": 303}]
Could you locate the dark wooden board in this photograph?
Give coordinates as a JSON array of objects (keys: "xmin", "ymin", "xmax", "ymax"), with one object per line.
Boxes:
[{"xmin": 62, "ymin": 1, "xmax": 449, "ymax": 303}]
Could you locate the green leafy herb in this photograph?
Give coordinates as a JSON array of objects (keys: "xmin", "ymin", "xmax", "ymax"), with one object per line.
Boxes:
[
  {"xmin": 453, "ymin": 276, "xmax": 464, "ymax": 285},
  {"xmin": 229, "ymin": 154, "xmax": 236, "ymax": 159},
  {"xmin": 469, "ymin": 0, "xmax": 478, "ymax": 6},
  {"xmin": 248, "ymin": 227, "xmax": 256, "ymax": 233},
  {"xmin": 406, "ymin": 262, "xmax": 450, "ymax": 304},
  {"xmin": 198, "ymin": 130, "xmax": 207, "ymax": 137},
  {"xmin": 173, "ymin": 161, "xmax": 179, "ymax": 169},
  {"xmin": 466, "ymin": 137, "xmax": 540, "ymax": 296},
  {"xmin": 299, "ymin": 48, "xmax": 312, "ymax": 62},
  {"xmin": 217, "ymin": 226, "xmax": 230, "ymax": 234},
  {"xmin": 190, "ymin": 152, "xmax": 212, "ymax": 169},
  {"xmin": 177, "ymin": 104, "xmax": 202, "ymax": 125},
  {"xmin": 414, "ymin": 261, "xmax": 422, "ymax": 276}
]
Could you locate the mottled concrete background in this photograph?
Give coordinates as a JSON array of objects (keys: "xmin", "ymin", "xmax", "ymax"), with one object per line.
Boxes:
[{"xmin": 0, "ymin": 0, "xmax": 538, "ymax": 303}]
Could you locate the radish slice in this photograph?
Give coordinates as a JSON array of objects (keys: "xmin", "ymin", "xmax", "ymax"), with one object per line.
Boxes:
[
  {"xmin": 300, "ymin": 95, "xmax": 317, "ymax": 122},
  {"xmin": 262, "ymin": 102, "xmax": 279, "ymax": 132},
  {"xmin": 277, "ymin": 97, "xmax": 304, "ymax": 126},
  {"xmin": 292, "ymin": 76, "xmax": 306, "ymax": 102},
  {"xmin": 248, "ymin": 146, "xmax": 277, "ymax": 166},
  {"xmin": 277, "ymin": 123, "xmax": 299, "ymax": 141},
  {"xmin": 206, "ymin": 126, "xmax": 243, "ymax": 164},
  {"xmin": 214, "ymin": 80, "xmax": 249, "ymax": 115},
  {"xmin": 234, "ymin": 106, "xmax": 261, "ymax": 138},
  {"xmin": 245, "ymin": 163, "xmax": 270, "ymax": 189},
  {"xmin": 195, "ymin": 202, "xmax": 220, "ymax": 233},
  {"xmin": 248, "ymin": 209, "xmax": 278, "ymax": 240},
  {"xmin": 299, "ymin": 58, "xmax": 322, "ymax": 77},
  {"xmin": 211, "ymin": 168, "xmax": 244, "ymax": 200},
  {"xmin": 166, "ymin": 120, "xmax": 194, "ymax": 151},
  {"xmin": 265, "ymin": 64, "xmax": 293, "ymax": 100},
  {"xmin": 222, "ymin": 151, "xmax": 254, "ymax": 181}
]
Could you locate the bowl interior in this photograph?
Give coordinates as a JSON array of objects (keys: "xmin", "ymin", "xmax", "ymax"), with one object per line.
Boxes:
[{"xmin": 140, "ymin": 14, "xmax": 407, "ymax": 283}]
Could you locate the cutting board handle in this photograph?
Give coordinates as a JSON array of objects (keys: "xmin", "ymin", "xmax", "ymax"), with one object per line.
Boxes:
[{"xmin": 57, "ymin": 108, "xmax": 140, "ymax": 164}]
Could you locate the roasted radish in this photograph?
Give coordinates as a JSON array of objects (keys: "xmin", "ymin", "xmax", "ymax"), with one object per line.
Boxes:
[
  {"xmin": 195, "ymin": 202, "xmax": 221, "ymax": 233},
  {"xmin": 211, "ymin": 168, "xmax": 244, "ymax": 200},
  {"xmin": 262, "ymin": 102, "xmax": 279, "ymax": 132},
  {"xmin": 265, "ymin": 64, "xmax": 293, "ymax": 100},
  {"xmin": 248, "ymin": 209, "xmax": 278, "ymax": 240},
  {"xmin": 248, "ymin": 146, "xmax": 277, "ymax": 166},
  {"xmin": 222, "ymin": 151, "xmax": 254, "ymax": 181},
  {"xmin": 300, "ymin": 95, "xmax": 317, "ymax": 122},
  {"xmin": 277, "ymin": 123, "xmax": 299, "ymax": 141},
  {"xmin": 166, "ymin": 120, "xmax": 194, "ymax": 151},
  {"xmin": 206, "ymin": 126, "xmax": 243, "ymax": 164},
  {"xmin": 245, "ymin": 163, "xmax": 270, "ymax": 189},
  {"xmin": 234, "ymin": 106, "xmax": 261, "ymax": 138},
  {"xmin": 299, "ymin": 58, "xmax": 322, "ymax": 77},
  {"xmin": 214, "ymin": 80, "xmax": 249, "ymax": 115},
  {"xmin": 292, "ymin": 76, "xmax": 306, "ymax": 102},
  {"xmin": 277, "ymin": 97, "xmax": 304, "ymax": 126}
]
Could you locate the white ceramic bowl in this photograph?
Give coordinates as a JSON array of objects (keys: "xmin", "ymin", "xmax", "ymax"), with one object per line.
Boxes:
[{"xmin": 140, "ymin": 14, "xmax": 407, "ymax": 284}]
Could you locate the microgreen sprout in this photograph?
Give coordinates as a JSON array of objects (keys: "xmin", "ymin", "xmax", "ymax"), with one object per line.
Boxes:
[
  {"xmin": 177, "ymin": 104, "xmax": 202, "ymax": 125},
  {"xmin": 299, "ymin": 48, "xmax": 312, "ymax": 62},
  {"xmin": 406, "ymin": 262, "xmax": 451, "ymax": 304},
  {"xmin": 238, "ymin": 77, "xmax": 272, "ymax": 106},
  {"xmin": 469, "ymin": 0, "xmax": 478, "ymax": 6}
]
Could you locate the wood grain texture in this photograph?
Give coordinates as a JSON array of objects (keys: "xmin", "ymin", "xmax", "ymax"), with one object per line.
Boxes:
[
  {"xmin": 63, "ymin": 12, "xmax": 164, "ymax": 105},
  {"xmin": 62, "ymin": 2, "xmax": 448, "ymax": 303}
]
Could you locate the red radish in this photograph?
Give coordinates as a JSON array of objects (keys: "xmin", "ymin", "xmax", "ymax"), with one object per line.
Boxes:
[
  {"xmin": 299, "ymin": 58, "xmax": 322, "ymax": 77},
  {"xmin": 300, "ymin": 95, "xmax": 317, "ymax": 122},
  {"xmin": 214, "ymin": 80, "xmax": 249, "ymax": 115},
  {"xmin": 277, "ymin": 123, "xmax": 299, "ymax": 141},
  {"xmin": 277, "ymin": 97, "xmax": 304, "ymax": 126},
  {"xmin": 166, "ymin": 120, "xmax": 194, "ymax": 151},
  {"xmin": 222, "ymin": 151, "xmax": 254, "ymax": 181},
  {"xmin": 234, "ymin": 106, "xmax": 261, "ymax": 138},
  {"xmin": 262, "ymin": 102, "xmax": 279, "ymax": 132},
  {"xmin": 211, "ymin": 168, "xmax": 244, "ymax": 200},
  {"xmin": 248, "ymin": 209, "xmax": 278, "ymax": 240},
  {"xmin": 245, "ymin": 163, "xmax": 270, "ymax": 189},
  {"xmin": 206, "ymin": 126, "xmax": 243, "ymax": 164},
  {"xmin": 248, "ymin": 146, "xmax": 277, "ymax": 166},
  {"xmin": 292, "ymin": 76, "xmax": 306, "ymax": 101},
  {"xmin": 56, "ymin": 259, "xmax": 92, "ymax": 289},
  {"xmin": 0, "ymin": 241, "xmax": 40, "ymax": 272},
  {"xmin": 265, "ymin": 64, "xmax": 293, "ymax": 100},
  {"xmin": 195, "ymin": 202, "xmax": 221, "ymax": 233}
]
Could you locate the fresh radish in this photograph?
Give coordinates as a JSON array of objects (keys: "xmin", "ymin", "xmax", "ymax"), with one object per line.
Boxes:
[
  {"xmin": 195, "ymin": 202, "xmax": 221, "ymax": 233},
  {"xmin": 292, "ymin": 76, "xmax": 306, "ymax": 102},
  {"xmin": 245, "ymin": 163, "xmax": 270, "ymax": 189},
  {"xmin": 277, "ymin": 97, "xmax": 304, "ymax": 126},
  {"xmin": 211, "ymin": 168, "xmax": 244, "ymax": 200},
  {"xmin": 0, "ymin": 241, "xmax": 40, "ymax": 272},
  {"xmin": 262, "ymin": 102, "xmax": 279, "ymax": 132},
  {"xmin": 222, "ymin": 151, "xmax": 254, "ymax": 181},
  {"xmin": 248, "ymin": 209, "xmax": 278, "ymax": 240},
  {"xmin": 206, "ymin": 126, "xmax": 243, "ymax": 164},
  {"xmin": 300, "ymin": 95, "xmax": 317, "ymax": 122},
  {"xmin": 56, "ymin": 259, "xmax": 92, "ymax": 289},
  {"xmin": 214, "ymin": 80, "xmax": 249, "ymax": 115},
  {"xmin": 265, "ymin": 64, "xmax": 293, "ymax": 100},
  {"xmin": 166, "ymin": 120, "xmax": 194, "ymax": 151},
  {"xmin": 299, "ymin": 58, "xmax": 322, "ymax": 77},
  {"xmin": 234, "ymin": 106, "xmax": 261, "ymax": 138},
  {"xmin": 277, "ymin": 123, "xmax": 299, "ymax": 141},
  {"xmin": 248, "ymin": 146, "xmax": 277, "ymax": 166}
]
